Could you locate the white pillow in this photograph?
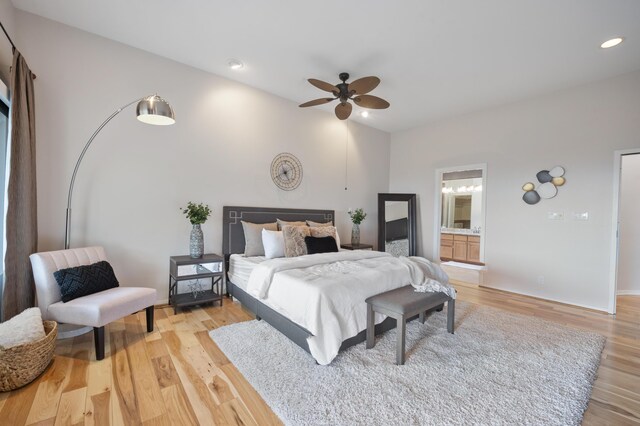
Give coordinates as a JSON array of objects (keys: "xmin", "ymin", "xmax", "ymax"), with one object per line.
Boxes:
[
  {"xmin": 262, "ymin": 229, "xmax": 285, "ymax": 259},
  {"xmin": 0, "ymin": 307, "xmax": 46, "ymax": 349}
]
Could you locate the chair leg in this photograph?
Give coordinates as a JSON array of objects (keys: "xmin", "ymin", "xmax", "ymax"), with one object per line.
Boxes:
[
  {"xmin": 146, "ymin": 306, "xmax": 154, "ymax": 332},
  {"xmin": 94, "ymin": 326, "xmax": 105, "ymax": 360}
]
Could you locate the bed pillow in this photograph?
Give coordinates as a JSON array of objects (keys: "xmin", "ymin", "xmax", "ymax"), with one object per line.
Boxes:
[
  {"xmin": 305, "ymin": 236, "xmax": 339, "ymax": 255},
  {"xmin": 282, "ymin": 225, "xmax": 311, "ymax": 257},
  {"xmin": 262, "ymin": 229, "xmax": 285, "ymax": 259},
  {"xmin": 53, "ymin": 261, "xmax": 119, "ymax": 303},
  {"xmin": 309, "ymin": 225, "xmax": 341, "ymax": 248},
  {"xmin": 306, "ymin": 220, "xmax": 333, "ymax": 227},
  {"xmin": 0, "ymin": 307, "xmax": 46, "ymax": 349},
  {"xmin": 242, "ymin": 221, "xmax": 278, "ymax": 256},
  {"xmin": 277, "ymin": 218, "xmax": 307, "ymax": 231}
]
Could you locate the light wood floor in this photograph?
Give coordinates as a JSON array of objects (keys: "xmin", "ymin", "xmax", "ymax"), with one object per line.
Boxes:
[{"xmin": 1, "ymin": 284, "xmax": 639, "ymax": 425}]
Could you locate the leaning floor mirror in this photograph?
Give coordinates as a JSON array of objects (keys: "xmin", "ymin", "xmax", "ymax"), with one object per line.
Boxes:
[{"xmin": 378, "ymin": 193, "xmax": 417, "ymax": 256}]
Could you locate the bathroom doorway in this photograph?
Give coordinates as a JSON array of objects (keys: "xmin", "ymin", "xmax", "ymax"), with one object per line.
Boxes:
[
  {"xmin": 610, "ymin": 149, "xmax": 640, "ymax": 314},
  {"xmin": 434, "ymin": 164, "xmax": 487, "ymax": 271}
]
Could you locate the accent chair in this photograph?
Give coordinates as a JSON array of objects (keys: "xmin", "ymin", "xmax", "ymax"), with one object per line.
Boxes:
[{"xmin": 29, "ymin": 246, "xmax": 156, "ymax": 360}]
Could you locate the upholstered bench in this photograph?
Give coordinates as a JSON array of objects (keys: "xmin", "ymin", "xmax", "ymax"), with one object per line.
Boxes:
[{"xmin": 365, "ymin": 285, "xmax": 454, "ymax": 365}]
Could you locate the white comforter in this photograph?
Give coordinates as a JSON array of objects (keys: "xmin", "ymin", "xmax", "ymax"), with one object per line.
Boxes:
[{"xmin": 246, "ymin": 251, "xmax": 452, "ymax": 365}]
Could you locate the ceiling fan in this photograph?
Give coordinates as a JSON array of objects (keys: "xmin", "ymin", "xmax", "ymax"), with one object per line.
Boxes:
[{"xmin": 299, "ymin": 72, "xmax": 390, "ymax": 120}]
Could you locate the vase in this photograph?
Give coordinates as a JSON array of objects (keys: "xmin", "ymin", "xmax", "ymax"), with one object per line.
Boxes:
[
  {"xmin": 351, "ymin": 223, "xmax": 360, "ymax": 246},
  {"xmin": 190, "ymin": 224, "xmax": 204, "ymax": 258}
]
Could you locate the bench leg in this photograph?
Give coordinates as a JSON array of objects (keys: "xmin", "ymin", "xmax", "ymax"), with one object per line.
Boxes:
[
  {"xmin": 366, "ymin": 303, "xmax": 375, "ymax": 349},
  {"xmin": 94, "ymin": 326, "xmax": 105, "ymax": 361},
  {"xmin": 396, "ymin": 315, "xmax": 406, "ymax": 365},
  {"xmin": 419, "ymin": 311, "xmax": 426, "ymax": 324},
  {"xmin": 447, "ymin": 299, "xmax": 455, "ymax": 334},
  {"xmin": 146, "ymin": 306, "xmax": 155, "ymax": 332}
]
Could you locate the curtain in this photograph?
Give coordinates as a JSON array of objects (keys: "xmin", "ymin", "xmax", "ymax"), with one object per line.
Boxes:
[{"xmin": 2, "ymin": 50, "xmax": 37, "ymax": 320}]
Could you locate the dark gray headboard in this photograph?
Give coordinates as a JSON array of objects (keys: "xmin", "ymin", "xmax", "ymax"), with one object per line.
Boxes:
[{"xmin": 222, "ymin": 206, "xmax": 334, "ymax": 267}]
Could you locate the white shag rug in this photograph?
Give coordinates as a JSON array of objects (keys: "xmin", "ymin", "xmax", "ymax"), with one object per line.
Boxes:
[{"xmin": 210, "ymin": 302, "xmax": 605, "ymax": 426}]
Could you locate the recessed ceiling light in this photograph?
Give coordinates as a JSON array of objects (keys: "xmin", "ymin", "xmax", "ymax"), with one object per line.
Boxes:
[
  {"xmin": 228, "ymin": 59, "xmax": 244, "ymax": 70},
  {"xmin": 600, "ymin": 37, "xmax": 624, "ymax": 49},
  {"xmin": 360, "ymin": 111, "xmax": 369, "ymax": 118}
]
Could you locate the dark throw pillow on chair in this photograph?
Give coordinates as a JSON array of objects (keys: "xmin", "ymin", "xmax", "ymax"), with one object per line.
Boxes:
[
  {"xmin": 305, "ymin": 236, "xmax": 338, "ymax": 255},
  {"xmin": 53, "ymin": 261, "xmax": 120, "ymax": 302}
]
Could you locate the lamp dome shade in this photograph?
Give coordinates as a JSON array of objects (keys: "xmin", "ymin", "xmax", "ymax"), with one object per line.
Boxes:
[{"xmin": 136, "ymin": 95, "xmax": 175, "ymax": 125}]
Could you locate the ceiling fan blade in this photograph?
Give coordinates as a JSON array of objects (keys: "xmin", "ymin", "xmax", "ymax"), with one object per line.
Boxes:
[
  {"xmin": 299, "ymin": 98, "xmax": 335, "ymax": 108},
  {"xmin": 348, "ymin": 76, "xmax": 380, "ymax": 95},
  {"xmin": 335, "ymin": 102, "xmax": 352, "ymax": 120},
  {"xmin": 353, "ymin": 95, "xmax": 390, "ymax": 109},
  {"xmin": 308, "ymin": 78, "xmax": 339, "ymax": 94}
]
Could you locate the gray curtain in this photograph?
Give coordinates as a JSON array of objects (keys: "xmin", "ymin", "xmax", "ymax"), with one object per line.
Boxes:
[{"xmin": 2, "ymin": 50, "xmax": 37, "ymax": 320}]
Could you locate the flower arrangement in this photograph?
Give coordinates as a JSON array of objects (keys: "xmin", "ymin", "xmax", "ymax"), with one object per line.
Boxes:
[
  {"xmin": 348, "ymin": 208, "xmax": 367, "ymax": 225},
  {"xmin": 180, "ymin": 202, "xmax": 212, "ymax": 225}
]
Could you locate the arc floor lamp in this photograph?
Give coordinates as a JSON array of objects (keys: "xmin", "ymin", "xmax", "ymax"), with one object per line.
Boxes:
[{"xmin": 64, "ymin": 94, "xmax": 175, "ymax": 249}]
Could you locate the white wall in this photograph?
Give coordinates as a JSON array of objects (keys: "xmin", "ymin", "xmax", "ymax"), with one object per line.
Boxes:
[
  {"xmin": 390, "ymin": 70, "xmax": 640, "ymax": 312},
  {"xmin": 16, "ymin": 11, "xmax": 390, "ymax": 302},
  {"xmin": 617, "ymin": 154, "xmax": 640, "ymax": 295}
]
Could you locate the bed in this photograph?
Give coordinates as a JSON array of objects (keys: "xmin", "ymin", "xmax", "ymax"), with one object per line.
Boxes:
[{"xmin": 222, "ymin": 206, "xmax": 444, "ymax": 364}]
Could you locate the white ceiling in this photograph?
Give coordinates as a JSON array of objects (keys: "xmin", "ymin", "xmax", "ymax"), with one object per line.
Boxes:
[{"xmin": 12, "ymin": 0, "xmax": 640, "ymax": 132}]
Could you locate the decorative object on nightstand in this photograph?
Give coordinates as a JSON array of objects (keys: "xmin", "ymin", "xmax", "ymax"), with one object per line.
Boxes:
[
  {"xmin": 180, "ymin": 202, "xmax": 212, "ymax": 258},
  {"xmin": 340, "ymin": 243, "xmax": 373, "ymax": 251},
  {"xmin": 169, "ymin": 254, "xmax": 225, "ymax": 314},
  {"xmin": 64, "ymin": 94, "xmax": 175, "ymax": 249},
  {"xmin": 348, "ymin": 208, "xmax": 367, "ymax": 245}
]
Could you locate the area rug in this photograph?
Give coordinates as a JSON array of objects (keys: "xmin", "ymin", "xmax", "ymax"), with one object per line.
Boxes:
[{"xmin": 209, "ymin": 301, "xmax": 605, "ymax": 426}]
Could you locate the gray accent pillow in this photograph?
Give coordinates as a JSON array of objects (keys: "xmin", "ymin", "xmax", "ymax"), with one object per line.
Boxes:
[
  {"xmin": 242, "ymin": 221, "xmax": 278, "ymax": 256},
  {"xmin": 277, "ymin": 218, "xmax": 307, "ymax": 231},
  {"xmin": 282, "ymin": 225, "xmax": 311, "ymax": 257}
]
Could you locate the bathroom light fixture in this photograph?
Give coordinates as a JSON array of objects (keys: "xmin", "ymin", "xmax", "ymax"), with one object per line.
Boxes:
[
  {"xmin": 228, "ymin": 59, "xmax": 244, "ymax": 70},
  {"xmin": 600, "ymin": 37, "xmax": 624, "ymax": 49},
  {"xmin": 360, "ymin": 111, "xmax": 369, "ymax": 118}
]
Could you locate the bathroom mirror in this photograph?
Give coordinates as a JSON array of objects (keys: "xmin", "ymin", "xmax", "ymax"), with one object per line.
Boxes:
[
  {"xmin": 378, "ymin": 193, "xmax": 416, "ymax": 257},
  {"xmin": 441, "ymin": 173, "xmax": 483, "ymax": 232}
]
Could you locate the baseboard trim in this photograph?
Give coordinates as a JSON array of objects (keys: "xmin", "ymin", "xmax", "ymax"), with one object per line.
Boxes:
[
  {"xmin": 478, "ymin": 284, "xmax": 609, "ymax": 313},
  {"xmin": 617, "ymin": 290, "xmax": 640, "ymax": 296}
]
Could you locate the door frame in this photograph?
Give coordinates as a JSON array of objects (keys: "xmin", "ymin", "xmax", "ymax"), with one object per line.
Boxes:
[
  {"xmin": 433, "ymin": 163, "xmax": 488, "ymax": 263},
  {"xmin": 609, "ymin": 149, "xmax": 640, "ymax": 314}
]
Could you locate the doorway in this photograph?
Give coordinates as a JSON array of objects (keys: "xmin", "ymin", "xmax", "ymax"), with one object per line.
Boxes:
[
  {"xmin": 610, "ymin": 150, "xmax": 640, "ymax": 314},
  {"xmin": 434, "ymin": 164, "xmax": 487, "ymax": 269}
]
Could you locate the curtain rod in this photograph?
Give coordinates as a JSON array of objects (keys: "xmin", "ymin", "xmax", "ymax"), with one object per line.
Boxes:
[{"xmin": 0, "ymin": 19, "xmax": 37, "ymax": 80}]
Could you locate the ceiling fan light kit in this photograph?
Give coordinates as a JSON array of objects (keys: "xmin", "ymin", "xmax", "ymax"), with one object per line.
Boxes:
[{"xmin": 300, "ymin": 72, "xmax": 390, "ymax": 120}]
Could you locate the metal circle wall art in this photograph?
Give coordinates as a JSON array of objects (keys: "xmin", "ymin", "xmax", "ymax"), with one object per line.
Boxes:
[
  {"xmin": 522, "ymin": 166, "xmax": 566, "ymax": 205},
  {"xmin": 271, "ymin": 152, "xmax": 303, "ymax": 191}
]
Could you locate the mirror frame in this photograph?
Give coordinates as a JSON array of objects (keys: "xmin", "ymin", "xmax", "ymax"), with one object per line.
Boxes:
[{"xmin": 378, "ymin": 193, "xmax": 417, "ymax": 256}]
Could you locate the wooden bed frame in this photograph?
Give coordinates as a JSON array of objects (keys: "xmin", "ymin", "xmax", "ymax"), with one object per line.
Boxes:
[{"xmin": 222, "ymin": 205, "xmax": 442, "ymax": 357}]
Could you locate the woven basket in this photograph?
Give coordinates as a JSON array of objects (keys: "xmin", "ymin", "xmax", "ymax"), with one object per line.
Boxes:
[{"xmin": 0, "ymin": 320, "xmax": 57, "ymax": 392}]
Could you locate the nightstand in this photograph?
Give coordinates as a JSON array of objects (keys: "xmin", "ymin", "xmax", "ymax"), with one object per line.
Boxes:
[
  {"xmin": 340, "ymin": 243, "xmax": 373, "ymax": 251},
  {"xmin": 169, "ymin": 254, "xmax": 226, "ymax": 314}
]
